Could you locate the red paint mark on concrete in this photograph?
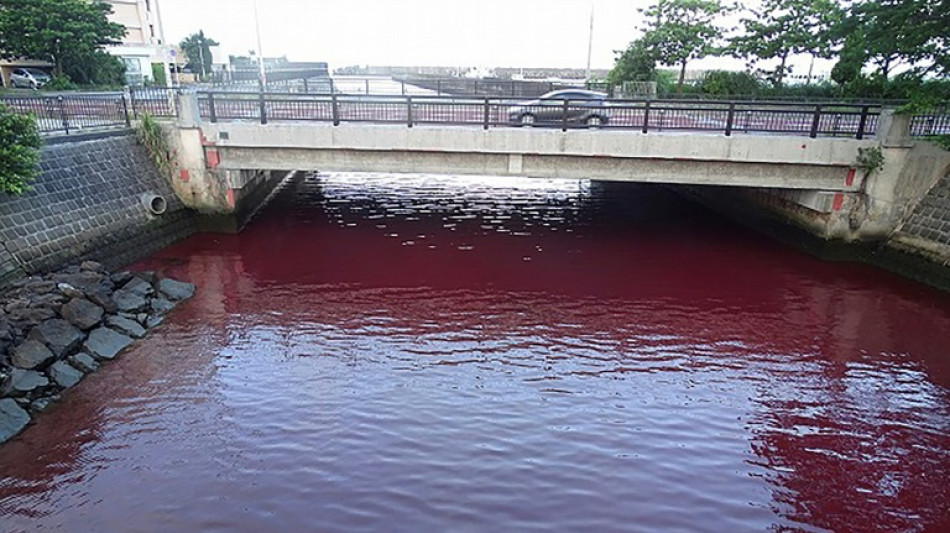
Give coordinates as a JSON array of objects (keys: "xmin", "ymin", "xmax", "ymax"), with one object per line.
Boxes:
[
  {"xmin": 227, "ymin": 189, "xmax": 236, "ymax": 209},
  {"xmin": 200, "ymin": 130, "xmax": 214, "ymax": 147},
  {"xmin": 846, "ymin": 168, "xmax": 856, "ymax": 186},
  {"xmin": 832, "ymin": 193, "xmax": 845, "ymax": 211},
  {"xmin": 206, "ymin": 149, "xmax": 220, "ymax": 169},
  {"xmin": 179, "ymin": 169, "xmax": 190, "ymax": 182}
]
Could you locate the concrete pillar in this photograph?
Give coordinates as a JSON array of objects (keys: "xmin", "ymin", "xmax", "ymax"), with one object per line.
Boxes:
[
  {"xmin": 875, "ymin": 110, "xmax": 913, "ymax": 148},
  {"xmin": 176, "ymin": 92, "xmax": 201, "ymax": 129}
]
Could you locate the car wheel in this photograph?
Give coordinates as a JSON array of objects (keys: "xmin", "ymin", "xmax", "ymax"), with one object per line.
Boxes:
[
  {"xmin": 29, "ymin": 81, "xmax": 37, "ymax": 90},
  {"xmin": 586, "ymin": 115, "xmax": 604, "ymax": 128},
  {"xmin": 521, "ymin": 114, "xmax": 536, "ymax": 127}
]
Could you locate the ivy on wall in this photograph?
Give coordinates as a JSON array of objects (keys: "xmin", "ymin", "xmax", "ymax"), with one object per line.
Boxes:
[{"xmin": 0, "ymin": 104, "xmax": 42, "ymax": 196}]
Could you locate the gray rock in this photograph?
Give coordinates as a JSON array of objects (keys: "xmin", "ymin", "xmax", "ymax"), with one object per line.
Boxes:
[
  {"xmin": 85, "ymin": 287, "xmax": 118, "ymax": 314},
  {"xmin": 110, "ymin": 271, "xmax": 134, "ymax": 286},
  {"xmin": 2, "ymin": 368, "xmax": 50, "ymax": 395},
  {"xmin": 30, "ymin": 396, "xmax": 58, "ymax": 413},
  {"xmin": 69, "ymin": 352, "xmax": 99, "ymax": 373},
  {"xmin": 150, "ymin": 298, "xmax": 176, "ymax": 314},
  {"xmin": 8, "ymin": 306, "xmax": 56, "ymax": 327},
  {"xmin": 135, "ymin": 313, "xmax": 148, "ymax": 325},
  {"xmin": 145, "ymin": 315, "xmax": 164, "ymax": 329},
  {"xmin": 53, "ymin": 271, "xmax": 105, "ymax": 291},
  {"xmin": 25, "ymin": 280, "xmax": 56, "ymax": 294},
  {"xmin": 80, "ymin": 261, "xmax": 103, "ymax": 272},
  {"xmin": 28, "ymin": 319, "xmax": 84, "ymax": 358},
  {"xmin": 61, "ymin": 298, "xmax": 105, "ymax": 330},
  {"xmin": 157, "ymin": 278, "xmax": 196, "ymax": 301},
  {"xmin": 57, "ymin": 283, "xmax": 85, "ymax": 299},
  {"xmin": 112, "ymin": 290, "xmax": 148, "ymax": 313},
  {"xmin": 0, "ymin": 398, "xmax": 31, "ymax": 443},
  {"xmin": 137, "ymin": 271, "xmax": 158, "ymax": 285},
  {"xmin": 106, "ymin": 315, "xmax": 146, "ymax": 339},
  {"xmin": 47, "ymin": 361, "xmax": 83, "ymax": 389},
  {"xmin": 123, "ymin": 277, "xmax": 154, "ymax": 297},
  {"xmin": 11, "ymin": 340, "xmax": 55, "ymax": 369},
  {"xmin": 83, "ymin": 328, "xmax": 134, "ymax": 361}
]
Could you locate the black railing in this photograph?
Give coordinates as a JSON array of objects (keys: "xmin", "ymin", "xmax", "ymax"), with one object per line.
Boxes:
[
  {"xmin": 910, "ymin": 106, "xmax": 950, "ymax": 136},
  {"xmin": 129, "ymin": 86, "xmax": 179, "ymax": 117},
  {"xmin": 197, "ymin": 92, "xmax": 887, "ymax": 139},
  {"xmin": 0, "ymin": 92, "xmax": 130, "ymax": 134}
]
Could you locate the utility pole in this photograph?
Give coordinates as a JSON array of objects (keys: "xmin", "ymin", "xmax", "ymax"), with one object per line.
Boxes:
[
  {"xmin": 585, "ymin": 2, "xmax": 594, "ymax": 81},
  {"xmin": 253, "ymin": 0, "xmax": 267, "ymax": 88}
]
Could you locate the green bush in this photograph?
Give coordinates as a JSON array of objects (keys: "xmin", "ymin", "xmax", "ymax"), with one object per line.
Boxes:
[
  {"xmin": 0, "ymin": 104, "xmax": 43, "ymax": 195},
  {"xmin": 151, "ymin": 63, "xmax": 167, "ymax": 86},
  {"xmin": 700, "ymin": 71, "xmax": 764, "ymax": 96},
  {"xmin": 43, "ymin": 76, "xmax": 79, "ymax": 91},
  {"xmin": 136, "ymin": 113, "xmax": 172, "ymax": 176}
]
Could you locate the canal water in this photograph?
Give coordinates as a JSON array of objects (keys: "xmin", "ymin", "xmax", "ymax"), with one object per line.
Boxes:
[{"xmin": 2, "ymin": 173, "xmax": 949, "ymax": 532}]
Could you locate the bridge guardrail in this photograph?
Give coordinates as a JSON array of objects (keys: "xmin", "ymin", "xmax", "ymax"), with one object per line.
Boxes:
[
  {"xmin": 196, "ymin": 91, "xmax": 886, "ymax": 139},
  {"xmin": 0, "ymin": 92, "xmax": 130, "ymax": 135}
]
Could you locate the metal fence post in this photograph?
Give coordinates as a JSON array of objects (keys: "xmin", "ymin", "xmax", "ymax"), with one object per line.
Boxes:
[
  {"xmin": 58, "ymin": 95, "xmax": 69, "ymax": 134},
  {"xmin": 121, "ymin": 94, "xmax": 131, "ymax": 127},
  {"xmin": 407, "ymin": 95, "xmax": 413, "ymax": 127},
  {"xmin": 208, "ymin": 93, "xmax": 217, "ymax": 123},
  {"xmin": 437, "ymin": 79, "xmax": 442, "ymax": 95},
  {"xmin": 725, "ymin": 102, "xmax": 735, "ymax": 137},
  {"xmin": 562, "ymin": 99, "xmax": 569, "ymax": 132},
  {"xmin": 856, "ymin": 105, "xmax": 869, "ymax": 140},
  {"xmin": 129, "ymin": 88, "xmax": 138, "ymax": 119},
  {"xmin": 303, "ymin": 78, "xmax": 309, "ymax": 93},
  {"xmin": 483, "ymin": 98, "xmax": 490, "ymax": 130},
  {"xmin": 331, "ymin": 92, "xmax": 340, "ymax": 125},
  {"xmin": 809, "ymin": 105, "xmax": 822, "ymax": 138},
  {"xmin": 365, "ymin": 78, "xmax": 370, "ymax": 94},
  {"xmin": 642, "ymin": 101, "xmax": 651, "ymax": 134}
]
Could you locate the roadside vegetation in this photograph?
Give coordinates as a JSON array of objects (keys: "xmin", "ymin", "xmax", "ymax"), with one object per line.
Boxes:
[
  {"xmin": 0, "ymin": 103, "xmax": 42, "ymax": 196},
  {"xmin": 608, "ymin": 0, "xmax": 949, "ymax": 103}
]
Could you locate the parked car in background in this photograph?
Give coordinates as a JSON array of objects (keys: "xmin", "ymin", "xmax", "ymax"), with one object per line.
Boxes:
[
  {"xmin": 9, "ymin": 68, "xmax": 52, "ymax": 89},
  {"xmin": 508, "ymin": 89, "xmax": 609, "ymax": 127}
]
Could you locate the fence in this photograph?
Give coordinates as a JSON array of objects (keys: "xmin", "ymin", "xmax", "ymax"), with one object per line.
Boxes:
[
  {"xmin": 196, "ymin": 92, "xmax": 884, "ymax": 139},
  {"xmin": 0, "ymin": 93, "xmax": 130, "ymax": 134}
]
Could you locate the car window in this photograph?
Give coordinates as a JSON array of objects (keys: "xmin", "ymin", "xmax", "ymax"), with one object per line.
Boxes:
[
  {"xmin": 13, "ymin": 69, "xmax": 25, "ymax": 75},
  {"xmin": 27, "ymin": 69, "xmax": 47, "ymax": 76}
]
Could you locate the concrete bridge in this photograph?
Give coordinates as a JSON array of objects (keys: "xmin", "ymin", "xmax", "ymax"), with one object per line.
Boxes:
[{"xmin": 165, "ymin": 92, "xmax": 950, "ymax": 241}]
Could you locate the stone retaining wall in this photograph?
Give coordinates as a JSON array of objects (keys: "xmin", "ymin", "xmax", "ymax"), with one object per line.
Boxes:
[
  {"xmin": 0, "ymin": 131, "xmax": 197, "ymax": 287},
  {"xmin": 892, "ymin": 170, "xmax": 950, "ymax": 262}
]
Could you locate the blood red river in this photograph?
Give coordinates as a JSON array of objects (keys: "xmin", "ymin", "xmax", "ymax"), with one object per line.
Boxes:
[{"xmin": 2, "ymin": 173, "xmax": 949, "ymax": 533}]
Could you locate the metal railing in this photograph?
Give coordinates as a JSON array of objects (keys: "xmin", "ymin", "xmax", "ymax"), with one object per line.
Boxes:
[
  {"xmin": 196, "ymin": 92, "xmax": 885, "ymax": 139},
  {"xmin": 910, "ymin": 106, "xmax": 950, "ymax": 136},
  {"xmin": 0, "ymin": 92, "xmax": 130, "ymax": 134}
]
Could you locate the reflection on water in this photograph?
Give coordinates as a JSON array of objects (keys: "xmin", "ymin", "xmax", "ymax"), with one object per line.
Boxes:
[{"xmin": 1, "ymin": 173, "xmax": 949, "ymax": 532}]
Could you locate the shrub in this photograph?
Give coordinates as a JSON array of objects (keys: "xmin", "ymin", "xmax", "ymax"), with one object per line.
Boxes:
[
  {"xmin": 43, "ymin": 76, "xmax": 79, "ymax": 91},
  {"xmin": 151, "ymin": 63, "xmax": 168, "ymax": 86},
  {"xmin": 700, "ymin": 71, "xmax": 764, "ymax": 97},
  {"xmin": 0, "ymin": 104, "xmax": 43, "ymax": 195},
  {"xmin": 136, "ymin": 113, "xmax": 172, "ymax": 175}
]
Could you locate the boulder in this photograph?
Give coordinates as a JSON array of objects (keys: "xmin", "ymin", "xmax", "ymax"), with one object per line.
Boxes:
[
  {"xmin": 106, "ymin": 315, "xmax": 146, "ymax": 339},
  {"xmin": 1, "ymin": 368, "xmax": 50, "ymax": 395},
  {"xmin": 62, "ymin": 299, "xmax": 105, "ymax": 330},
  {"xmin": 85, "ymin": 287, "xmax": 118, "ymax": 314},
  {"xmin": 47, "ymin": 361, "xmax": 83, "ymax": 389},
  {"xmin": 150, "ymin": 298, "xmax": 176, "ymax": 314},
  {"xmin": 112, "ymin": 290, "xmax": 148, "ymax": 313},
  {"xmin": 83, "ymin": 328, "xmax": 133, "ymax": 361},
  {"xmin": 8, "ymin": 306, "xmax": 56, "ymax": 328},
  {"xmin": 136, "ymin": 271, "xmax": 159, "ymax": 285},
  {"xmin": 11, "ymin": 340, "xmax": 55, "ymax": 369},
  {"xmin": 80, "ymin": 261, "xmax": 104, "ymax": 272},
  {"xmin": 52, "ymin": 271, "xmax": 105, "ymax": 291},
  {"xmin": 122, "ymin": 277, "xmax": 154, "ymax": 297},
  {"xmin": 157, "ymin": 278, "xmax": 196, "ymax": 301},
  {"xmin": 28, "ymin": 319, "xmax": 84, "ymax": 358},
  {"xmin": 0, "ymin": 398, "xmax": 31, "ymax": 443},
  {"xmin": 69, "ymin": 352, "xmax": 99, "ymax": 373},
  {"xmin": 30, "ymin": 396, "xmax": 58, "ymax": 413},
  {"xmin": 56, "ymin": 283, "xmax": 85, "ymax": 299},
  {"xmin": 110, "ymin": 271, "xmax": 134, "ymax": 286},
  {"xmin": 146, "ymin": 315, "xmax": 164, "ymax": 329}
]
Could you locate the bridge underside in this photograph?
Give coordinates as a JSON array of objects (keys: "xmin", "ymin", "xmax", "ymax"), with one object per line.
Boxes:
[{"xmin": 214, "ymin": 146, "xmax": 858, "ymax": 191}]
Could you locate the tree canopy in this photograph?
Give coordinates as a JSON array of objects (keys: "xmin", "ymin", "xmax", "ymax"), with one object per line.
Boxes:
[
  {"xmin": 180, "ymin": 31, "xmax": 219, "ymax": 77},
  {"xmin": 0, "ymin": 0, "xmax": 125, "ymax": 80},
  {"xmin": 637, "ymin": 0, "xmax": 727, "ymax": 92},
  {"xmin": 730, "ymin": 0, "xmax": 842, "ymax": 87}
]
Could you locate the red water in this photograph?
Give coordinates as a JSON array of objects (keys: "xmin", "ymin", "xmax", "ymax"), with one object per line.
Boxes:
[{"xmin": 2, "ymin": 173, "xmax": 950, "ymax": 533}]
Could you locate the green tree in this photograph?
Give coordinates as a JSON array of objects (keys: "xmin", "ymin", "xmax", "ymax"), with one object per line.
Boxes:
[
  {"xmin": 607, "ymin": 39, "xmax": 657, "ymax": 85},
  {"xmin": 180, "ymin": 30, "xmax": 219, "ymax": 78},
  {"xmin": 729, "ymin": 0, "xmax": 842, "ymax": 87},
  {"xmin": 0, "ymin": 104, "xmax": 42, "ymax": 196},
  {"xmin": 0, "ymin": 0, "xmax": 125, "ymax": 79},
  {"xmin": 638, "ymin": 0, "xmax": 728, "ymax": 93}
]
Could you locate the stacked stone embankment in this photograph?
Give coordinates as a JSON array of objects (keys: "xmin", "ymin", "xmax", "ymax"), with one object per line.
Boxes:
[
  {"xmin": 0, "ymin": 261, "xmax": 194, "ymax": 444},
  {"xmin": 890, "ymin": 170, "xmax": 950, "ymax": 262},
  {"xmin": 0, "ymin": 132, "xmax": 197, "ymax": 288}
]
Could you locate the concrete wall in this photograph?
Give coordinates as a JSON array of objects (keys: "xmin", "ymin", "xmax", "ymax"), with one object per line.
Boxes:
[{"xmin": 0, "ymin": 132, "xmax": 197, "ymax": 287}]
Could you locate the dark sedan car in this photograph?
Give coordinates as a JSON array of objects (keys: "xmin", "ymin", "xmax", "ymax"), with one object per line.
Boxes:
[{"xmin": 508, "ymin": 89, "xmax": 609, "ymax": 127}]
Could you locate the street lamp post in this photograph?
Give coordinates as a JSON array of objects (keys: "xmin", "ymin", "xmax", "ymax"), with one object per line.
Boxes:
[{"xmin": 253, "ymin": 0, "xmax": 266, "ymax": 88}]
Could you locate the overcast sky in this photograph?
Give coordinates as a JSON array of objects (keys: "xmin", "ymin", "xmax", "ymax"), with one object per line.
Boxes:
[{"xmin": 157, "ymin": 0, "xmax": 832, "ymax": 74}]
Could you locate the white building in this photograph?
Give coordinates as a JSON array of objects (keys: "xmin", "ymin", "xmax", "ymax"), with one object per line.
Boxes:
[{"xmin": 104, "ymin": 0, "xmax": 169, "ymax": 85}]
